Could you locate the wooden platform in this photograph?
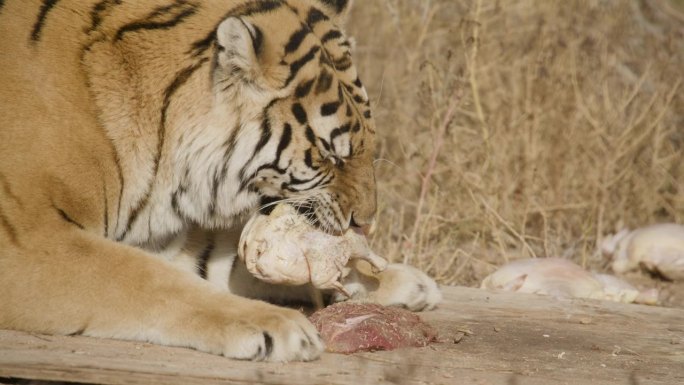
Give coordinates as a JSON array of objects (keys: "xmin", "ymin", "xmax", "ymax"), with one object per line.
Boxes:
[{"xmin": 1, "ymin": 286, "xmax": 683, "ymax": 385}]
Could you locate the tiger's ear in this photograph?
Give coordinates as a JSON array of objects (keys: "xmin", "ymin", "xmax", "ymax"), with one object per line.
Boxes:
[
  {"xmin": 313, "ymin": 0, "xmax": 353, "ymax": 25},
  {"xmin": 215, "ymin": 17, "xmax": 263, "ymax": 80}
]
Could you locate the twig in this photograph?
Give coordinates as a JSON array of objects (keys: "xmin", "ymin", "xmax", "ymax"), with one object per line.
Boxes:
[
  {"xmin": 478, "ymin": 196, "xmax": 538, "ymax": 259},
  {"xmin": 466, "ymin": 0, "xmax": 490, "ymax": 148},
  {"xmin": 405, "ymin": 92, "xmax": 461, "ymax": 264}
]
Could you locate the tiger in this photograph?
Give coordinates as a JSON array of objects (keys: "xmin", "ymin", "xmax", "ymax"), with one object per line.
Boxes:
[{"xmin": 0, "ymin": 0, "xmax": 441, "ymax": 362}]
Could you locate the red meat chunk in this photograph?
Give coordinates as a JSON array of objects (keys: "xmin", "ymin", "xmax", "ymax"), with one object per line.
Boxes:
[{"xmin": 309, "ymin": 302, "xmax": 438, "ymax": 354}]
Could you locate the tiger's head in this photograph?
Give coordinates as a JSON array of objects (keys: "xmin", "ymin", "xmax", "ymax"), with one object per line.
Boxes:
[{"xmin": 206, "ymin": 0, "xmax": 376, "ymax": 235}]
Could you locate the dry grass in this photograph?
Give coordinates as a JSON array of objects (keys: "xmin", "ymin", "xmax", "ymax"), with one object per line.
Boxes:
[{"xmin": 347, "ymin": 0, "xmax": 684, "ymax": 286}]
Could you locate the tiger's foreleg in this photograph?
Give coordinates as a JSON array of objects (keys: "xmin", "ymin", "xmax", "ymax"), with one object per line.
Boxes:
[{"xmin": 0, "ymin": 229, "xmax": 322, "ymax": 361}]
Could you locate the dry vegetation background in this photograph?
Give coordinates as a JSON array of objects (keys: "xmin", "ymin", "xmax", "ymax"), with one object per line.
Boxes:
[{"xmin": 347, "ymin": 0, "xmax": 684, "ymax": 287}]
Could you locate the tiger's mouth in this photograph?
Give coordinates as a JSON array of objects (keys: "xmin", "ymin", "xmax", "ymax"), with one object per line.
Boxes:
[
  {"xmin": 258, "ymin": 196, "xmax": 350, "ymax": 236},
  {"xmin": 291, "ymin": 200, "xmax": 347, "ymax": 236}
]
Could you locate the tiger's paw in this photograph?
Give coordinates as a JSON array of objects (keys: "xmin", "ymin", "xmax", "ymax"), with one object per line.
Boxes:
[
  {"xmin": 335, "ymin": 263, "xmax": 442, "ymax": 312},
  {"xmin": 186, "ymin": 298, "xmax": 324, "ymax": 362}
]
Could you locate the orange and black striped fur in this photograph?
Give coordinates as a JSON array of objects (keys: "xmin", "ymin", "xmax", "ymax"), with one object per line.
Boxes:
[{"xmin": 0, "ymin": 0, "xmax": 441, "ymax": 361}]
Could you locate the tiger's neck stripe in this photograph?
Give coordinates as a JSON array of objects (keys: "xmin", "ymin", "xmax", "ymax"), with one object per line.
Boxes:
[
  {"xmin": 114, "ymin": 1, "xmax": 198, "ymax": 41},
  {"xmin": 86, "ymin": 0, "xmax": 123, "ymax": 34},
  {"xmin": 30, "ymin": 0, "xmax": 61, "ymax": 43}
]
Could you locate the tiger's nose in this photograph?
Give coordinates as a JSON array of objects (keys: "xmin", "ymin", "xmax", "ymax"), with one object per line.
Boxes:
[{"xmin": 350, "ymin": 214, "xmax": 376, "ymax": 236}]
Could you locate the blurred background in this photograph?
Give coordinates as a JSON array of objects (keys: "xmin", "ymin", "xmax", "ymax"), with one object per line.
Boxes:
[{"xmin": 347, "ymin": 0, "xmax": 683, "ymax": 298}]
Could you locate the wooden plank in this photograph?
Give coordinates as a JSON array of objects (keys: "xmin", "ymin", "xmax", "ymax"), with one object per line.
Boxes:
[{"xmin": 1, "ymin": 286, "xmax": 683, "ymax": 385}]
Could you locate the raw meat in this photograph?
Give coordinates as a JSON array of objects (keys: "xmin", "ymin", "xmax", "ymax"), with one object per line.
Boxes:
[
  {"xmin": 238, "ymin": 204, "xmax": 388, "ymax": 293},
  {"xmin": 601, "ymin": 223, "xmax": 684, "ymax": 281},
  {"xmin": 480, "ymin": 257, "xmax": 658, "ymax": 304},
  {"xmin": 309, "ymin": 302, "xmax": 438, "ymax": 354}
]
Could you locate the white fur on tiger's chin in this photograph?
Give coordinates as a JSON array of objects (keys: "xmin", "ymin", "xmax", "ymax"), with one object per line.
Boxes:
[
  {"xmin": 238, "ymin": 204, "xmax": 388, "ymax": 292},
  {"xmin": 480, "ymin": 258, "xmax": 658, "ymax": 305},
  {"xmin": 601, "ymin": 223, "xmax": 684, "ymax": 281}
]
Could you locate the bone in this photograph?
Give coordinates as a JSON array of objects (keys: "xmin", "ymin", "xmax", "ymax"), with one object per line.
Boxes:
[
  {"xmin": 480, "ymin": 257, "xmax": 658, "ymax": 304},
  {"xmin": 601, "ymin": 223, "xmax": 684, "ymax": 281},
  {"xmin": 238, "ymin": 204, "xmax": 388, "ymax": 292}
]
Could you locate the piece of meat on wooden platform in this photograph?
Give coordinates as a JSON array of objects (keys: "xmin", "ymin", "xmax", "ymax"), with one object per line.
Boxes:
[{"xmin": 309, "ymin": 302, "xmax": 438, "ymax": 354}]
